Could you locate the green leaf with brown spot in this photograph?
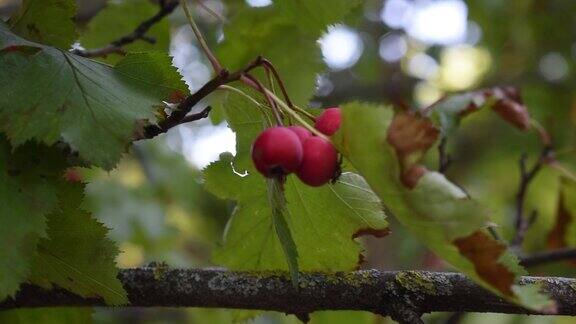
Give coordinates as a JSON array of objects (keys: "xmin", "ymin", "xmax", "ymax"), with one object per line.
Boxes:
[{"xmin": 334, "ymin": 101, "xmax": 553, "ymax": 311}]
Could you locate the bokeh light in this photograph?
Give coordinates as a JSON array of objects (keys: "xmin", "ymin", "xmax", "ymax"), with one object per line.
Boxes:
[
  {"xmin": 175, "ymin": 122, "xmax": 236, "ymax": 169},
  {"xmin": 406, "ymin": 52, "xmax": 438, "ymax": 79},
  {"xmin": 379, "ymin": 33, "xmax": 407, "ymax": 62},
  {"xmin": 437, "ymin": 45, "xmax": 491, "ymax": 91},
  {"xmin": 245, "ymin": 0, "xmax": 272, "ymax": 7},
  {"xmin": 319, "ymin": 25, "xmax": 364, "ymax": 70},
  {"xmin": 380, "ymin": 0, "xmax": 413, "ymax": 29},
  {"xmin": 414, "ymin": 81, "xmax": 442, "ymax": 106},
  {"xmin": 381, "ymin": 0, "xmax": 468, "ymax": 46},
  {"xmin": 539, "ymin": 52, "xmax": 569, "ymax": 82}
]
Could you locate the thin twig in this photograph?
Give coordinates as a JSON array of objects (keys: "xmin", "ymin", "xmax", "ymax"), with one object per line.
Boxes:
[
  {"xmin": 264, "ymin": 89, "xmax": 329, "ymax": 140},
  {"xmin": 179, "ymin": 106, "xmax": 212, "ymax": 124},
  {"xmin": 510, "ymin": 146, "xmax": 554, "ymax": 247},
  {"xmin": 259, "ymin": 58, "xmax": 294, "ymax": 109},
  {"xmin": 242, "ymin": 73, "xmax": 283, "ymax": 125},
  {"xmin": 72, "ymin": 0, "xmax": 179, "ymax": 58},
  {"xmin": 247, "ymin": 57, "xmax": 316, "ymax": 122},
  {"xmin": 438, "ymin": 136, "xmax": 452, "ymax": 174},
  {"xmin": 193, "ymin": 0, "xmax": 227, "ymax": 23},
  {"xmin": 180, "ymin": 0, "xmax": 222, "ymax": 72},
  {"xmin": 521, "ymin": 248, "xmax": 576, "ymax": 267},
  {"xmin": 217, "ymin": 85, "xmax": 273, "ymax": 124}
]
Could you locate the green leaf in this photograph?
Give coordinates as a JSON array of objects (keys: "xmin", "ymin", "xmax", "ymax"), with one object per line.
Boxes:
[
  {"xmin": 8, "ymin": 0, "xmax": 77, "ymax": 49},
  {"xmin": 205, "ymin": 93, "xmax": 388, "ymax": 273},
  {"xmin": 0, "ymin": 138, "xmax": 64, "ymax": 299},
  {"xmin": 274, "ymin": 0, "xmax": 362, "ymax": 34},
  {"xmin": 29, "ymin": 182, "xmax": 128, "ymax": 305},
  {"xmin": 79, "ymin": 0, "xmax": 170, "ymax": 64},
  {"xmin": 217, "ymin": 6, "xmax": 323, "ymax": 106},
  {"xmin": 431, "ymin": 87, "xmax": 531, "ymax": 135},
  {"xmin": 334, "ymin": 102, "xmax": 553, "ymax": 311},
  {"xmin": 114, "ymin": 51, "xmax": 188, "ymax": 100},
  {"xmin": 0, "ymin": 25, "xmax": 187, "ymax": 169},
  {"xmin": 0, "ymin": 308, "xmax": 93, "ymax": 324}
]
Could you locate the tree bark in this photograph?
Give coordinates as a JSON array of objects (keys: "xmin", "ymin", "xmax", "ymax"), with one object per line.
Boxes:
[{"xmin": 2, "ymin": 268, "xmax": 576, "ymax": 319}]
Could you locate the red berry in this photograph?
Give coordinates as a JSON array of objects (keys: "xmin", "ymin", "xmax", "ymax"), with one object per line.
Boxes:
[
  {"xmin": 314, "ymin": 107, "xmax": 342, "ymax": 136},
  {"xmin": 287, "ymin": 126, "xmax": 312, "ymax": 143},
  {"xmin": 296, "ymin": 137, "xmax": 338, "ymax": 187},
  {"xmin": 251, "ymin": 127, "xmax": 303, "ymax": 178}
]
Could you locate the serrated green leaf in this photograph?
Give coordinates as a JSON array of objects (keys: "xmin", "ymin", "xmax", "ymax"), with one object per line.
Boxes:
[
  {"xmin": 217, "ymin": 6, "xmax": 323, "ymax": 106},
  {"xmin": 205, "ymin": 93, "xmax": 388, "ymax": 273},
  {"xmin": 79, "ymin": 0, "xmax": 170, "ymax": 64},
  {"xmin": 0, "ymin": 25, "xmax": 187, "ymax": 169},
  {"xmin": 334, "ymin": 102, "xmax": 553, "ymax": 311},
  {"xmin": 8, "ymin": 0, "xmax": 77, "ymax": 49},
  {"xmin": 0, "ymin": 308, "xmax": 93, "ymax": 324},
  {"xmin": 114, "ymin": 52, "xmax": 188, "ymax": 99},
  {"xmin": 274, "ymin": 0, "xmax": 362, "ymax": 34},
  {"xmin": 0, "ymin": 138, "xmax": 64, "ymax": 299},
  {"xmin": 29, "ymin": 182, "xmax": 127, "ymax": 305}
]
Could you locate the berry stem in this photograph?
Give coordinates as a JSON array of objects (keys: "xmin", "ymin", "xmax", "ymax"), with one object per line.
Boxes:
[
  {"xmin": 258, "ymin": 59, "xmax": 316, "ymax": 122},
  {"xmin": 192, "ymin": 0, "xmax": 227, "ymax": 24},
  {"xmin": 217, "ymin": 85, "xmax": 273, "ymax": 125},
  {"xmin": 259, "ymin": 58, "xmax": 294, "ymax": 109},
  {"xmin": 291, "ymin": 104, "xmax": 317, "ymax": 121},
  {"xmin": 265, "ymin": 89, "xmax": 330, "ymax": 141},
  {"xmin": 242, "ymin": 74, "xmax": 284, "ymax": 126},
  {"xmin": 180, "ymin": 0, "xmax": 222, "ymax": 72}
]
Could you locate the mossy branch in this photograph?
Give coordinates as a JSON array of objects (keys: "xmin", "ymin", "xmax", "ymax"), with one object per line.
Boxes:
[{"xmin": 2, "ymin": 268, "xmax": 576, "ymax": 323}]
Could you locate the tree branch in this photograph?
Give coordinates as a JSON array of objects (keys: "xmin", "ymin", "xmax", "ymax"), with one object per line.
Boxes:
[
  {"xmin": 72, "ymin": 0, "xmax": 180, "ymax": 58},
  {"xmin": 2, "ymin": 268, "xmax": 576, "ymax": 319},
  {"xmin": 521, "ymin": 248, "xmax": 576, "ymax": 267},
  {"xmin": 511, "ymin": 146, "xmax": 554, "ymax": 247},
  {"xmin": 137, "ymin": 57, "xmax": 266, "ymax": 140}
]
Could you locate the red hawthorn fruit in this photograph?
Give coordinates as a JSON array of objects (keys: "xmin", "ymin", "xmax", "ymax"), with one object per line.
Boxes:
[
  {"xmin": 296, "ymin": 136, "xmax": 338, "ymax": 187},
  {"xmin": 251, "ymin": 127, "xmax": 303, "ymax": 178},
  {"xmin": 287, "ymin": 125, "xmax": 312, "ymax": 143},
  {"xmin": 314, "ymin": 107, "xmax": 342, "ymax": 136}
]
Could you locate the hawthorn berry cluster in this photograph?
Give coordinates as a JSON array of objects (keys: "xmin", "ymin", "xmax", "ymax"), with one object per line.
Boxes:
[{"xmin": 251, "ymin": 107, "xmax": 342, "ymax": 186}]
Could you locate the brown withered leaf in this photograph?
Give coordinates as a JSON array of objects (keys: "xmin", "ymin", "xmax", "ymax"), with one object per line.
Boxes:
[
  {"xmin": 547, "ymin": 193, "xmax": 570, "ymax": 250},
  {"xmin": 387, "ymin": 113, "xmax": 438, "ymax": 189},
  {"xmin": 454, "ymin": 231, "xmax": 515, "ymax": 296},
  {"xmin": 547, "ymin": 179, "xmax": 576, "ymax": 268},
  {"xmin": 387, "ymin": 113, "xmax": 440, "ymax": 165},
  {"xmin": 492, "ymin": 99, "xmax": 531, "ymax": 130}
]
